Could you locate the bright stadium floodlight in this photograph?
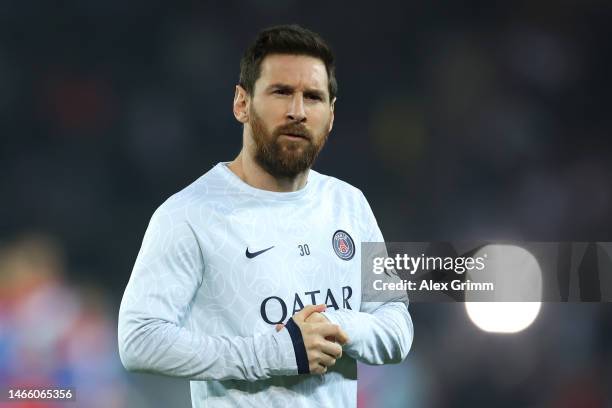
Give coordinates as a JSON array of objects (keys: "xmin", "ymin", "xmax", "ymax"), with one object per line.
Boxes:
[
  {"xmin": 465, "ymin": 302, "xmax": 541, "ymax": 333},
  {"xmin": 464, "ymin": 245, "xmax": 543, "ymax": 333}
]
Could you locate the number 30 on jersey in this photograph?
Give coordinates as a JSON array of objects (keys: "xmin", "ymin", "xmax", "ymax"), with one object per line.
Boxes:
[{"xmin": 298, "ymin": 244, "xmax": 310, "ymax": 256}]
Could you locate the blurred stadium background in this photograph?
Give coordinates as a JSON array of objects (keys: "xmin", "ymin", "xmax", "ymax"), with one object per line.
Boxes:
[{"xmin": 1, "ymin": 1, "xmax": 611, "ymax": 407}]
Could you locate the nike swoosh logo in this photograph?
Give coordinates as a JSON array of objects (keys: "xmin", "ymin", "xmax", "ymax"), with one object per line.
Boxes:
[{"xmin": 245, "ymin": 246, "xmax": 275, "ymax": 259}]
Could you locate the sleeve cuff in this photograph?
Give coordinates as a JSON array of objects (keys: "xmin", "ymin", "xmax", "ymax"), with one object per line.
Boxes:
[{"xmin": 285, "ymin": 318, "xmax": 310, "ymax": 374}]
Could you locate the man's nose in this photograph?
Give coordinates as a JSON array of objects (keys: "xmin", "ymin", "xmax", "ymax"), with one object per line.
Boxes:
[{"xmin": 286, "ymin": 94, "xmax": 306, "ymax": 122}]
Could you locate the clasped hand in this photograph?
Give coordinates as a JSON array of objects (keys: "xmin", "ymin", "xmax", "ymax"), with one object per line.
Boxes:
[{"xmin": 276, "ymin": 304, "xmax": 349, "ymax": 375}]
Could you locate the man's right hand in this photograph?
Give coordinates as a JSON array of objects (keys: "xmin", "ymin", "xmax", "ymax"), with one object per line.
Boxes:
[{"xmin": 287, "ymin": 304, "xmax": 350, "ymax": 375}]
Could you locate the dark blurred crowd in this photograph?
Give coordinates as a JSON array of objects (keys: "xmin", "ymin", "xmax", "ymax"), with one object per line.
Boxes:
[{"xmin": 1, "ymin": 1, "xmax": 611, "ymax": 407}]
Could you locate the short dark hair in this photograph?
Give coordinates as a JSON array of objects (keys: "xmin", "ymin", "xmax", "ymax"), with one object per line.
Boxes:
[{"xmin": 239, "ymin": 24, "xmax": 337, "ymax": 101}]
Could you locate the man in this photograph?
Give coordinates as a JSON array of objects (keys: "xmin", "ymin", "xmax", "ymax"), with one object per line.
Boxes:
[{"xmin": 118, "ymin": 24, "xmax": 413, "ymax": 407}]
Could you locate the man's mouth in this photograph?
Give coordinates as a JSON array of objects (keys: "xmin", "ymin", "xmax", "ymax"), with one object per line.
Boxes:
[{"xmin": 280, "ymin": 133, "xmax": 310, "ymax": 141}]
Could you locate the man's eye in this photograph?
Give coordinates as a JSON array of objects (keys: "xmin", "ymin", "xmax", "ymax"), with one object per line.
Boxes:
[
  {"xmin": 306, "ymin": 94, "xmax": 322, "ymax": 101},
  {"xmin": 273, "ymin": 89, "xmax": 290, "ymax": 95}
]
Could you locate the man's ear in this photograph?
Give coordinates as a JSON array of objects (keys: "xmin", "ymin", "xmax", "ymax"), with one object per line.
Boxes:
[
  {"xmin": 328, "ymin": 97, "xmax": 336, "ymax": 132},
  {"xmin": 233, "ymin": 85, "xmax": 250, "ymax": 124}
]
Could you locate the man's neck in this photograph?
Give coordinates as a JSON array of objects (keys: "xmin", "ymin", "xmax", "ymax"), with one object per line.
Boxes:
[{"xmin": 227, "ymin": 151, "xmax": 309, "ymax": 193}]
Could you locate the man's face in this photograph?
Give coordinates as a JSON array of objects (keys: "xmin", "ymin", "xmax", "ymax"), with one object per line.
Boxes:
[{"xmin": 246, "ymin": 54, "xmax": 335, "ymax": 178}]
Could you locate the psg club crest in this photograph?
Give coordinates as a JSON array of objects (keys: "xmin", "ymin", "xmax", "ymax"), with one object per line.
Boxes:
[{"xmin": 332, "ymin": 230, "xmax": 355, "ymax": 261}]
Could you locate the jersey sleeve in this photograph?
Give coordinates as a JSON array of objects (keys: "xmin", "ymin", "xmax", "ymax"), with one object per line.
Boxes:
[
  {"xmin": 322, "ymin": 192, "xmax": 414, "ymax": 365},
  {"xmin": 118, "ymin": 203, "xmax": 299, "ymax": 381}
]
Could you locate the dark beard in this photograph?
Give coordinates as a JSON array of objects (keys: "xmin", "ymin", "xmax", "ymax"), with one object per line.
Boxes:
[{"xmin": 249, "ymin": 107, "xmax": 329, "ymax": 179}]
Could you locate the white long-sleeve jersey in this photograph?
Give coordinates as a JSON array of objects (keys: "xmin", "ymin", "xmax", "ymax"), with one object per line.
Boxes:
[{"xmin": 118, "ymin": 162, "xmax": 413, "ymax": 408}]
